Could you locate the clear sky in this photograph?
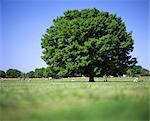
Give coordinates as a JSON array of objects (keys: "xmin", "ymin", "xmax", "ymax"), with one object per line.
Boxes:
[{"xmin": 0, "ymin": 0, "xmax": 149, "ymax": 72}]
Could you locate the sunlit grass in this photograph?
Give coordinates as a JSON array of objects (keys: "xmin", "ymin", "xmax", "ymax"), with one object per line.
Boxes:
[{"xmin": 0, "ymin": 77, "xmax": 149, "ymax": 121}]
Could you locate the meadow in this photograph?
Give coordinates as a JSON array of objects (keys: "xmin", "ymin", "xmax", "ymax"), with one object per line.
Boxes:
[{"xmin": 0, "ymin": 77, "xmax": 149, "ymax": 121}]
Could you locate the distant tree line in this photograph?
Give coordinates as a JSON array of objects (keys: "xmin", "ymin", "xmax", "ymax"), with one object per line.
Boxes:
[
  {"xmin": 0, "ymin": 65, "xmax": 149, "ymax": 78},
  {"xmin": 0, "ymin": 69, "xmax": 21, "ymax": 78},
  {"xmin": 126, "ymin": 65, "xmax": 150, "ymax": 77}
]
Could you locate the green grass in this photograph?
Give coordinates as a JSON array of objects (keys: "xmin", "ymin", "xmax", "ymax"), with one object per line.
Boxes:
[{"xmin": 0, "ymin": 77, "xmax": 149, "ymax": 121}]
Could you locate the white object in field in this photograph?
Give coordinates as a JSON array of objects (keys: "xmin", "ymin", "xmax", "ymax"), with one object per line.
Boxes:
[
  {"xmin": 133, "ymin": 78, "xmax": 139, "ymax": 82},
  {"xmin": 20, "ymin": 78, "xmax": 31, "ymax": 82},
  {"xmin": 103, "ymin": 74, "xmax": 107, "ymax": 82},
  {"xmin": 48, "ymin": 77, "xmax": 52, "ymax": 80},
  {"xmin": 81, "ymin": 75, "xmax": 86, "ymax": 78},
  {"xmin": 71, "ymin": 79, "xmax": 75, "ymax": 81},
  {"xmin": 28, "ymin": 78, "xmax": 31, "ymax": 81},
  {"xmin": 123, "ymin": 74, "xmax": 127, "ymax": 78},
  {"xmin": 0, "ymin": 77, "xmax": 3, "ymax": 81},
  {"xmin": 25, "ymin": 78, "xmax": 31, "ymax": 82}
]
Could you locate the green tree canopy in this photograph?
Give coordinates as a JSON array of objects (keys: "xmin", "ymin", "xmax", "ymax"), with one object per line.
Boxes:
[
  {"xmin": 6, "ymin": 69, "xmax": 22, "ymax": 78},
  {"xmin": 34, "ymin": 68, "xmax": 45, "ymax": 78},
  {"xmin": 26, "ymin": 71, "xmax": 35, "ymax": 78},
  {"xmin": 127, "ymin": 65, "xmax": 149, "ymax": 77},
  {"xmin": 41, "ymin": 8, "xmax": 136, "ymax": 82},
  {"xmin": 0, "ymin": 70, "xmax": 6, "ymax": 78}
]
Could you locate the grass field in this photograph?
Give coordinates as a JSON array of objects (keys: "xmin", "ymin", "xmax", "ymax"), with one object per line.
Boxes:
[{"xmin": 0, "ymin": 77, "xmax": 149, "ymax": 121}]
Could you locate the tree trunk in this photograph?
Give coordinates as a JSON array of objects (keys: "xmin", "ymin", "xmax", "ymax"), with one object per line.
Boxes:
[{"xmin": 89, "ymin": 76, "xmax": 95, "ymax": 82}]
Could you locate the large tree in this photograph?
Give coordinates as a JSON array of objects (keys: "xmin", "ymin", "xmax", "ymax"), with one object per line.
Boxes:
[{"xmin": 41, "ymin": 8, "xmax": 136, "ymax": 82}]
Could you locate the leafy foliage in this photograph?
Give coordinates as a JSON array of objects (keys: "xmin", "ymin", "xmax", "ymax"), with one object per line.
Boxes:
[
  {"xmin": 0, "ymin": 70, "xmax": 6, "ymax": 78},
  {"xmin": 127, "ymin": 65, "xmax": 150, "ymax": 77},
  {"xmin": 26, "ymin": 71, "xmax": 35, "ymax": 78},
  {"xmin": 34, "ymin": 68, "xmax": 45, "ymax": 78},
  {"xmin": 41, "ymin": 8, "xmax": 136, "ymax": 81},
  {"xmin": 6, "ymin": 69, "xmax": 21, "ymax": 78}
]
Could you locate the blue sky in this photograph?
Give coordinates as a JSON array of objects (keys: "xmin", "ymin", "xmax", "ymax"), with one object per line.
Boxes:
[{"xmin": 0, "ymin": 0, "xmax": 149, "ymax": 72}]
